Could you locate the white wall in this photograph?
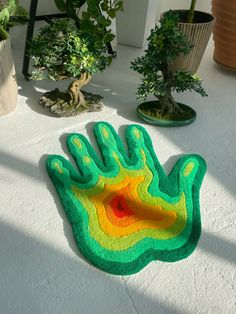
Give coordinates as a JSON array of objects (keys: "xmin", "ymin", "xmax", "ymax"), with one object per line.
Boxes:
[
  {"xmin": 20, "ymin": 0, "xmax": 60, "ymax": 14},
  {"xmin": 20, "ymin": 0, "xmax": 211, "ymax": 16}
]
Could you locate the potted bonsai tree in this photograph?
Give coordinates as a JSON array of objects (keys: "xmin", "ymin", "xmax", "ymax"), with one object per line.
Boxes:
[
  {"xmin": 130, "ymin": 11, "xmax": 207, "ymax": 127},
  {"xmin": 29, "ymin": 0, "xmax": 123, "ymax": 117},
  {"xmin": 0, "ymin": 0, "xmax": 27, "ymax": 116},
  {"xmin": 166, "ymin": 0, "xmax": 215, "ymax": 74}
]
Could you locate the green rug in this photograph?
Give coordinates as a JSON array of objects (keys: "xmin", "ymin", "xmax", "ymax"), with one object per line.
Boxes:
[{"xmin": 47, "ymin": 122, "xmax": 206, "ymax": 275}]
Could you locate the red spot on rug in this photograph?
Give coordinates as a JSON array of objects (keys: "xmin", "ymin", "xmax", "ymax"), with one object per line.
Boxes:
[{"xmin": 110, "ymin": 195, "xmax": 134, "ymax": 218}]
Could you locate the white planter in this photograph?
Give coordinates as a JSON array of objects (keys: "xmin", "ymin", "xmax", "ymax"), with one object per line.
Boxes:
[
  {"xmin": 116, "ymin": 0, "xmax": 160, "ymax": 47},
  {"xmin": 0, "ymin": 38, "xmax": 18, "ymax": 116}
]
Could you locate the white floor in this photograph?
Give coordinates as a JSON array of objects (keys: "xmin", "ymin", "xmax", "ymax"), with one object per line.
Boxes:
[{"xmin": 0, "ymin": 24, "xmax": 236, "ymax": 314}]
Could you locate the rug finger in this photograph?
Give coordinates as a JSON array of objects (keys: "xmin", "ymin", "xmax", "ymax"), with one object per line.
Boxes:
[
  {"xmin": 177, "ymin": 155, "xmax": 207, "ymax": 194},
  {"xmin": 126, "ymin": 124, "xmax": 163, "ymax": 172},
  {"xmin": 67, "ymin": 133, "xmax": 102, "ymax": 179},
  {"xmin": 93, "ymin": 122, "xmax": 129, "ymax": 169},
  {"xmin": 47, "ymin": 155, "xmax": 81, "ymax": 186}
]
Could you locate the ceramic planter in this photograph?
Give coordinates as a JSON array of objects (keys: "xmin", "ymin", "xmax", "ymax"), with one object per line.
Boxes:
[
  {"xmin": 212, "ymin": 0, "xmax": 236, "ymax": 70},
  {"xmin": 169, "ymin": 10, "xmax": 215, "ymax": 74},
  {"xmin": 0, "ymin": 37, "xmax": 18, "ymax": 116},
  {"xmin": 116, "ymin": 0, "xmax": 160, "ymax": 48}
]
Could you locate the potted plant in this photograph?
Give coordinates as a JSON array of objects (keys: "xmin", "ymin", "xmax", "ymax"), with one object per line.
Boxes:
[
  {"xmin": 29, "ymin": 0, "xmax": 123, "ymax": 117},
  {"xmin": 212, "ymin": 0, "xmax": 236, "ymax": 70},
  {"xmin": 0, "ymin": 0, "xmax": 27, "ymax": 116},
  {"xmin": 130, "ymin": 11, "xmax": 207, "ymax": 127},
  {"xmin": 167, "ymin": 0, "xmax": 215, "ymax": 74}
]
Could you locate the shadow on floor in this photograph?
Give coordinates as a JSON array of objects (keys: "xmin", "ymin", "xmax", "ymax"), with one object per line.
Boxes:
[
  {"xmin": 17, "ymin": 77, "xmax": 61, "ymax": 118},
  {"xmin": 200, "ymin": 231, "xmax": 236, "ymax": 265},
  {"xmin": 0, "ymin": 221, "xmax": 185, "ymax": 314}
]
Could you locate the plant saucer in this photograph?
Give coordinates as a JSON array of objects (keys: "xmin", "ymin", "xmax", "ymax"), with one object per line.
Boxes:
[{"xmin": 137, "ymin": 101, "xmax": 197, "ymax": 127}]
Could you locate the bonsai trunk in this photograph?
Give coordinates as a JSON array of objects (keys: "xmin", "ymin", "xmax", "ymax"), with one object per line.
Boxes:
[
  {"xmin": 68, "ymin": 72, "xmax": 92, "ymax": 107},
  {"xmin": 38, "ymin": 71, "xmax": 104, "ymax": 117},
  {"xmin": 158, "ymin": 65, "xmax": 183, "ymax": 115},
  {"xmin": 158, "ymin": 93, "xmax": 181, "ymax": 116}
]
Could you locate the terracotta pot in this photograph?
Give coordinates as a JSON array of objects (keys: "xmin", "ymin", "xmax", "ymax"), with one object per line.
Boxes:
[
  {"xmin": 169, "ymin": 10, "xmax": 215, "ymax": 74},
  {"xmin": 0, "ymin": 37, "xmax": 18, "ymax": 116},
  {"xmin": 212, "ymin": 0, "xmax": 236, "ymax": 70}
]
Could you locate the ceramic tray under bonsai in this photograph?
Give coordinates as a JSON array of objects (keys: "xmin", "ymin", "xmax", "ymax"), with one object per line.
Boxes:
[{"xmin": 137, "ymin": 101, "xmax": 197, "ymax": 127}]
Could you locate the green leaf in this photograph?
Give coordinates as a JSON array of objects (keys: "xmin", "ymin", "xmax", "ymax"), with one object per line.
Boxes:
[
  {"xmin": 0, "ymin": 25, "xmax": 9, "ymax": 40},
  {"xmin": 82, "ymin": 11, "xmax": 89, "ymax": 19},
  {"xmin": 12, "ymin": 5, "xmax": 28, "ymax": 17},
  {"xmin": 96, "ymin": 15, "xmax": 111, "ymax": 27},
  {"xmin": 103, "ymin": 32, "xmax": 115, "ymax": 43},
  {"xmin": 0, "ymin": 8, "xmax": 10, "ymax": 26},
  {"xmin": 54, "ymin": 0, "xmax": 66, "ymax": 12}
]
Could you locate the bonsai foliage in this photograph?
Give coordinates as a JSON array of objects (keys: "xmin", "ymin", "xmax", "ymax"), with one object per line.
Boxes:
[
  {"xmin": 131, "ymin": 11, "xmax": 207, "ymax": 116},
  {"xmin": 30, "ymin": 0, "xmax": 123, "ymax": 108},
  {"xmin": 31, "ymin": 19, "xmax": 112, "ymax": 106},
  {"xmin": 0, "ymin": 0, "xmax": 27, "ymax": 41},
  {"xmin": 53, "ymin": 0, "xmax": 123, "ymax": 55}
]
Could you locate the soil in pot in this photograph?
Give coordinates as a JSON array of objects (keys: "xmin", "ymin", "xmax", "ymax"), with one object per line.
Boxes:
[
  {"xmin": 175, "ymin": 10, "xmax": 214, "ymax": 23},
  {"xmin": 137, "ymin": 101, "xmax": 197, "ymax": 127}
]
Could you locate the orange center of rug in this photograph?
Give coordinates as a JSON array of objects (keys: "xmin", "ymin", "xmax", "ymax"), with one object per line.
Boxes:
[{"xmin": 90, "ymin": 176, "xmax": 177, "ymax": 235}]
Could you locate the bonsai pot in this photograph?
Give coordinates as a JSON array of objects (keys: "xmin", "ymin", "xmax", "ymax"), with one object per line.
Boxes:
[
  {"xmin": 0, "ymin": 37, "xmax": 18, "ymax": 116},
  {"xmin": 212, "ymin": 0, "xmax": 236, "ymax": 70},
  {"xmin": 167, "ymin": 10, "xmax": 215, "ymax": 74},
  {"xmin": 137, "ymin": 101, "xmax": 197, "ymax": 127}
]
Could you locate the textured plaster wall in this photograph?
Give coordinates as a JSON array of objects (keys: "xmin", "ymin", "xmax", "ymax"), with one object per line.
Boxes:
[
  {"xmin": 20, "ymin": 0, "xmax": 60, "ymax": 14},
  {"xmin": 20, "ymin": 0, "xmax": 211, "ymax": 16}
]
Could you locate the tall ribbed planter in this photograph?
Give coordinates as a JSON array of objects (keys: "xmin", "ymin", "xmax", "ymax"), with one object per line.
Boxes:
[
  {"xmin": 212, "ymin": 0, "xmax": 236, "ymax": 70},
  {"xmin": 0, "ymin": 38, "xmax": 18, "ymax": 116},
  {"xmin": 169, "ymin": 10, "xmax": 215, "ymax": 74}
]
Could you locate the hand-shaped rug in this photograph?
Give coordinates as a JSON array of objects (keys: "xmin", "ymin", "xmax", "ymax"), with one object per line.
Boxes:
[{"xmin": 47, "ymin": 122, "xmax": 206, "ymax": 275}]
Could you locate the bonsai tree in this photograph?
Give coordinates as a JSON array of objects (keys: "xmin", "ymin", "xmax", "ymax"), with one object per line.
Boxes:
[
  {"xmin": 130, "ymin": 11, "xmax": 207, "ymax": 126},
  {"xmin": 0, "ymin": 0, "xmax": 27, "ymax": 41},
  {"xmin": 31, "ymin": 20, "xmax": 111, "ymax": 107},
  {"xmin": 29, "ymin": 0, "xmax": 123, "ymax": 116}
]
